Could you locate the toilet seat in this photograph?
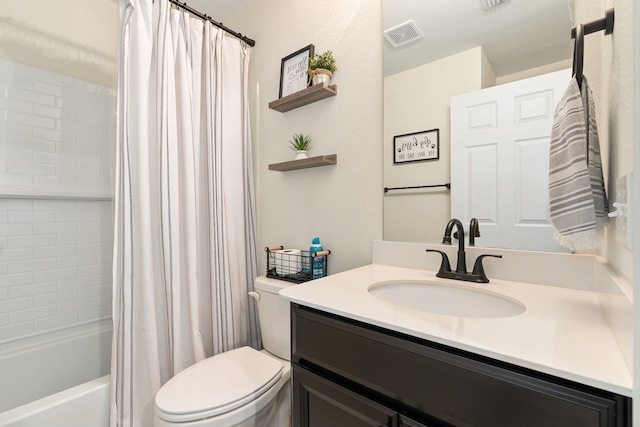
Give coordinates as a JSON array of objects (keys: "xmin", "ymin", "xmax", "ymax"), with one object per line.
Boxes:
[{"xmin": 155, "ymin": 346, "xmax": 284, "ymax": 423}]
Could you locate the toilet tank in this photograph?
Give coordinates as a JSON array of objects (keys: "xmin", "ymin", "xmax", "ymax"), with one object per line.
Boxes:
[{"xmin": 253, "ymin": 276, "xmax": 295, "ymax": 360}]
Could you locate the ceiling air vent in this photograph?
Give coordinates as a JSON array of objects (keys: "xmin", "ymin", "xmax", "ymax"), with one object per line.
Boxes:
[{"xmin": 383, "ymin": 20, "xmax": 423, "ymax": 48}]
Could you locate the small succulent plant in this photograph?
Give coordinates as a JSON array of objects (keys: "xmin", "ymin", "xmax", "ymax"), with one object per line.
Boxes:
[{"xmin": 288, "ymin": 133, "xmax": 312, "ymax": 151}]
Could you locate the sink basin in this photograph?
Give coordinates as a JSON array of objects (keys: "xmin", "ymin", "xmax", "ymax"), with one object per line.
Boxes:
[{"xmin": 368, "ymin": 280, "xmax": 525, "ymax": 318}]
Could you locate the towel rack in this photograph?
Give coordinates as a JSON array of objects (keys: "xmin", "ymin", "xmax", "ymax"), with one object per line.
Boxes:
[
  {"xmin": 384, "ymin": 183, "xmax": 451, "ymax": 193},
  {"xmin": 570, "ymin": 9, "xmax": 615, "ymax": 39},
  {"xmin": 571, "ymin": 8, "xmax": 615, "ymax": 88}
]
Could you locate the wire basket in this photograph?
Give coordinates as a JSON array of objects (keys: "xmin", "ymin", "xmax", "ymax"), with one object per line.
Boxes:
[{"xmin": 265, "ymin": 245, "xmax": 331, "ymax": 284}]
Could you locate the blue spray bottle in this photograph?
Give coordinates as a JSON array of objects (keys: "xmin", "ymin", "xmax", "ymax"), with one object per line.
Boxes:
[{"xmin": 310, "ymin": 237, "xmax": 324, "ymax": 279}]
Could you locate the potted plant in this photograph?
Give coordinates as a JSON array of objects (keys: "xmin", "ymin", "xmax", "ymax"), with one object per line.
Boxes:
[
  {"xmin": 309, "ymin": 50, "xmax": 337, "ymax": 86},
  {"xmin": 288, "ymin": 132, "xmax": 312, "ymax": 160}
]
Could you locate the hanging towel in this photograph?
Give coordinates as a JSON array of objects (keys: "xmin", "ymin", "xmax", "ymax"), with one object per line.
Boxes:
[{"xmin": 548, "ymin": 76, "xmax": 608, "ymax": 251}]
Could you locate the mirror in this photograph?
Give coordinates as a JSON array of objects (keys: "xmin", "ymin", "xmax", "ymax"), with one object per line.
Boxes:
[{"xmin": 383, "ymin": 0, "xmax": 574, "ymax": 251}]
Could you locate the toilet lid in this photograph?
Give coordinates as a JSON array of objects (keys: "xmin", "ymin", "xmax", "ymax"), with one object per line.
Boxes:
[{"xmin": 155, "ymin": 346, "xmax": 283, "ymax": 422}]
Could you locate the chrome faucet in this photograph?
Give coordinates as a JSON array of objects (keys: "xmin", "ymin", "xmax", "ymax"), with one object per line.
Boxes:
[{"xmin": 426, "ymin": 218, "xmax": 501, "ymax": 283}]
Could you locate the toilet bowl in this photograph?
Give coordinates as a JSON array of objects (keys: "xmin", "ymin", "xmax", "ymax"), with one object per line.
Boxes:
[{"xmin": 154, "ymin": 276, "xmax": 294, "ymax": 427}]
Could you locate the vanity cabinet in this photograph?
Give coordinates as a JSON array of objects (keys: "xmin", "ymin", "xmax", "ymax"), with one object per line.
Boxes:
[
  {"xmin": 293, "ymin": 366, "xmax": 399, "ymax": 426},
  {"xmin": 293, "ymin": 366, "xmax": 432, "ymax": 427},
  {"xmin": 291, "ymin": 304, "xmax": 631, "ymax": 427}
]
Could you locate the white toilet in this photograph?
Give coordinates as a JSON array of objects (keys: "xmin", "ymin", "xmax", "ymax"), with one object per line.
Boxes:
[{"xmin": 154, "ymin": 276, "xmax": 294, "ymax": 427}]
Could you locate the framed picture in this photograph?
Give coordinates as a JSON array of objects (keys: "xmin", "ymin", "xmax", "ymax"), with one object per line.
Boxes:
[
  {"xmin": 279, "ymin": 44, "xmax": 314, "ymax": 98},
  {"xmin": 393, "ymin": 128, "xmax": 440, "ymax": 164}
]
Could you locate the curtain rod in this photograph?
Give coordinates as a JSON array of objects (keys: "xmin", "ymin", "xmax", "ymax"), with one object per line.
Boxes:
[{"xmin": 168, "ymin": 0, "xmax": 256, "ymax": 47}]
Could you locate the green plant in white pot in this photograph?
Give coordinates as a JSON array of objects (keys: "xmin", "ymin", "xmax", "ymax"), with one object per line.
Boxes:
[
  {"xmin": 309, "ymin": 50, "xmax": 337, "ymax": 86},
  {"xmin": 289, "ymin": 132, "xmax": 312, "ymax": 160}
]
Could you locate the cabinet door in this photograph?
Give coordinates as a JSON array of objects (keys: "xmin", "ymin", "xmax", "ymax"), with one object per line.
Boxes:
[
  {"xmin": 399, "ymin": 414, "xmax": 437, "ymax": 427},
  {"xmin": 293, "ymin": 365, "xmax": 399, "ymax": 427}
]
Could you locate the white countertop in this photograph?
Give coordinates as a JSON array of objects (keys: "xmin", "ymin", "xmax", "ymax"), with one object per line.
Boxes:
[{"xmin": 279, "ymin": 263, "xmax": 633, "ymax": 397}]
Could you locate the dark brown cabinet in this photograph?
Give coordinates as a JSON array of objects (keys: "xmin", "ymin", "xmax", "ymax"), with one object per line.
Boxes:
[
  {"xmin": 399, "ymin": 415, "xmax": 434, "ymax": 427},
  {"xmin": 293, "ymin": 365, "xmax": 399, "ymax": 426},
  {"xmin": 291, "ymin": 304, "xmax": 631, "ymax": 427}
]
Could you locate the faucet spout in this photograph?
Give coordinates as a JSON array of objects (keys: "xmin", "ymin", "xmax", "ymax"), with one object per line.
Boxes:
[
  {"xmin": 469, "ymin": 218, "xmax": 480, "ymax": 246},
  {"xmin": 442, "ymin": 218, "xmax": 467, "ymax": 273}
]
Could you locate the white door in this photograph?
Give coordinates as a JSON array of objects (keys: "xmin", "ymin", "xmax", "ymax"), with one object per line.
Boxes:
[{"xmin": 450, "ymin": 69, "xmax": 571, "ymax": 252}]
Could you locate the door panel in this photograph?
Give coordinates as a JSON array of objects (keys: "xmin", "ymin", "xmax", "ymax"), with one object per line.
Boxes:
[
  {"xmin": 451, "ymin": 69, "xmax": 571, "ymax": 251},
  {"xmin": 399, "ymin": 414, "xmax": 436, "ymax": 427},
  {"xmin": 516, "ymin": 137, "xmax": 551, "ymax": 223},
  {"xmin": 467, "ymin": 143, "xmax": 498, "ymax": 223},
  {"xmin": 293, "ymin": 365, "xmax": 399, "ymax": 427}
]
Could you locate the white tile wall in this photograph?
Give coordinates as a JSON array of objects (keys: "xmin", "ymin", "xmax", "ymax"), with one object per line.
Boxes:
[
  {"xmin": 0, "ymin": 199, "xmax": 113, "ymax": 342},
  {"xmin": 0, "ymin": 59, "xmax": 114, "ymax": 343},
  {"xmin": 0, "ymin": 58, "xmax": 114, "ymax": 195}
]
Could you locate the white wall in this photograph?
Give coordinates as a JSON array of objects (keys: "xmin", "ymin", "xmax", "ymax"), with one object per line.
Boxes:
[
  {"xmin": 0, "ymin": 5, "xmax": 116, "ymax": 344},
  {"xmin": 0, "ymin": 59, "xmax": 114, "ymax": 197},
  {"xmin": 227, "ymin": 0, "xmax": 384, "ymax": 274},
  {"xmin": 0, "ymin": 0, "xmax": 117, "ymax": 409},
  {"xmin": 574, "ymin": 0, "xmax": 634, "ymax": 282},
  {"xmin": 383, "ymin": 47, "xmax": 492, "ymax": 242},
  {"xmin": 0, "ymin": 0, "xmax": 118, "ymax": 87},
  {"xmin": 573, "ymin": 0, "xmax": 636, "ymax": 423},
  {"xmin": 0, "ymin": 321, "xmax": 111, "ymax": 411},
  {"xmin": 496, "ymin": 59, "xmax": 573, "ymax": 85}
]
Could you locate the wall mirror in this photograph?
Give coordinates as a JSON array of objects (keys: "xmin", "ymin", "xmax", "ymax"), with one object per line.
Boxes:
[{"xmin": 383, "ymin": 0, "xmax": 576, "ymax": 251}]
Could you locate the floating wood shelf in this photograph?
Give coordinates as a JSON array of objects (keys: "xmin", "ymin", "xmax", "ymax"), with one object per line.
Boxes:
[
  {"xmin": 268, "ymin": 154, "xmax": 337, "ymax": 172},
  {"xmin": 268, "ymin": 83, "xmax": 337, "ymax": 112}
]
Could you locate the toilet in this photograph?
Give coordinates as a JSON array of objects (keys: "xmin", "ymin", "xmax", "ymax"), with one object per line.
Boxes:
[{"xmin": 154, "ymin": 276, "xmax": 294, "ymax": 427}]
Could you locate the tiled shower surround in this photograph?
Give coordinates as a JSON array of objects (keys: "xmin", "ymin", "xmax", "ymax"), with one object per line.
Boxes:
[{"xmin": 0, "ymin": 58, "xmax": 114, "ymax": 343}]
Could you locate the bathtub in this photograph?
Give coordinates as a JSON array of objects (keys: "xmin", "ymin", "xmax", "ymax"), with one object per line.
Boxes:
[
  {"xmin": 0, "ymin": 375, "xmax": 110, "ymax": 427},
  {"xmin": 0, "ymin": 320, "xmax": 112, "ymax": 425}
]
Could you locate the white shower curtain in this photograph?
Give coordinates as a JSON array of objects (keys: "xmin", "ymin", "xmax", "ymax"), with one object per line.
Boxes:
[{"xmin": 111, "ymin": 0, "xmax": 259, "ymax": 425}]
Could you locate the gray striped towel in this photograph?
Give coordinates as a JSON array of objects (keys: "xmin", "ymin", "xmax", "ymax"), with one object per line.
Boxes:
[{"xmin": 549, "ymin": 76, "xmax": 608, "ymax": 251}]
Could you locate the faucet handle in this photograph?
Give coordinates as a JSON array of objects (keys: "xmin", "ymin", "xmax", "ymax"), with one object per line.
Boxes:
[
  {"xmin": 425, "ymin": 249, "xmax": 452, "ymax": 275},
  {"xmin": 471, "ymin": 254, "xmax": 503, "ymax": 283}
]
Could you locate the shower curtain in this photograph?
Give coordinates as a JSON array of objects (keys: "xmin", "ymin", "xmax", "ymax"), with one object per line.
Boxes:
[{"xmin": 111, "ymin": 0, "xmax": 259, "ymax": 425}]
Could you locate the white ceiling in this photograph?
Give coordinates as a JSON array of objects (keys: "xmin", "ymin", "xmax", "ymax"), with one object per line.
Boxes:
[
  {"xmin": 182, "ymin": 0, "xmax": 574, "ymax": 78},
  {"xmin": 384, "ymin": 0, "xmax": 575, "ymax": 77}
]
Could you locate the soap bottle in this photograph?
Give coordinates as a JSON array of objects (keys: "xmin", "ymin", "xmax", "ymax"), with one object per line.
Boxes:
[{"xmin": 310, "ymin": 237, "xmax": 324, "ymax": 279}]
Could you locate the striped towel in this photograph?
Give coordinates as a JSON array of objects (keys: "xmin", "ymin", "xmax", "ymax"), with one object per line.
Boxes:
[{"xmin": 548, "ymin": 76, "xmax": 608, "ymax": 251}]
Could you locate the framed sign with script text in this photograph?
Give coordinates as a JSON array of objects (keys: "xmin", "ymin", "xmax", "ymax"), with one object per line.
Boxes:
[
  {"xmin": 393, "ymin": 128, "xmax": 440, "ymax": 164},
  {"xmin": 279, "ymin": 45, "xmax": 314, "ymax": 98}
]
